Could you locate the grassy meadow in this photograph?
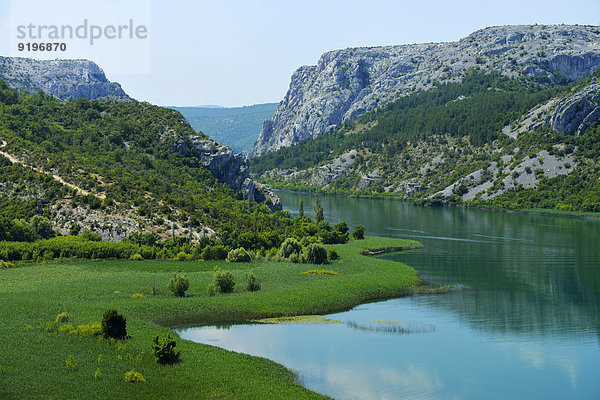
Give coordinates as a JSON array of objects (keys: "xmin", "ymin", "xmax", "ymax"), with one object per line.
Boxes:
[{"xmin": 0, "ymin": 237, "xmax": 421, "ymax": 399}]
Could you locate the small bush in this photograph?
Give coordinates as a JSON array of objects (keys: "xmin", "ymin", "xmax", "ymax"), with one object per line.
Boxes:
[
  {"xmin": 245, "ymin": 273, "xmax": 261, "ymax": 292},
  {"xmin": 101, "ymin": 309, "xmax": 127, "ymax": 339},
  {"xmin": 152, "ymin": 334, "xmax": 181, "ymax": 365},
  {"xmin": 0, "ymin": 260, "xmax": 15, "ymax": 269},
  {"xmin": 174, "ymin": 251, "xmax": 192, "ymax": 261},
  {"xmin": 352, "ymin": 224, "xmax": 365, "ymax": 240},
  {"xmin": 167, "ymin": 274, "xmax": 190, "ymax": 297},
  {"xmin": 278, "ymin": 238, "xmax": 302, "ymax": 259},
  {"xmin": 305, "ymin": 243, "xmax": 327, "ymax": 264},
  {"xmin": 301, "ymin": 269, "xmax": 340, "ymax": 275},
  {"xmin": 288, "ymin": 253, "xmax": 300, "ymax": 263},
  {"xmin": 124, "ymin": 370, "xmax": 145, "ymax": 383},
  {"xmin": 226, "ymin": 247, "xmax": 251, "ymax": 263},
  {"xmin": 206, "ymin": 283, "xmax": 218, "ymax": 296},
  {"xmin": 55, "ymin": 312, "xmax": 69, "ymax": 324},
  {"xmin": 94, "ymin": 368, "xmax": 101, "ymax": 380},
  {"xmin": 65, "ymin": 355, "xmax": 77, "ymax": 370},
  {"xmin": 200, "ymin": 245, "xmax": 228, "ymax": 260},
  {"xmin": 327, "ymin": 249, "xmax": 339, "ymax": 261},
  {"xmin": 131, "ymin": 293, "xmax": 146, "ymax": 299},
  {"xmin": 80, "ymin": 229, "xmax": 102, "ymax": 242},
  {"xmin": 211, "ymin": 268, "xmax": 235, "ymax": 294},
  {"xmin": 129, "ymin": 253, "xmax": 144, "ymax": 261},
  {"xmin": 58, "ymin": 324, "xmax": 74, "ymax": 333}
]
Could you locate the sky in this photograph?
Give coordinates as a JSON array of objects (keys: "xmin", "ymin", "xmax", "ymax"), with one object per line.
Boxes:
[{"xmin": 0, "ymin": 0, "xmax": 599, "ymax": 107}]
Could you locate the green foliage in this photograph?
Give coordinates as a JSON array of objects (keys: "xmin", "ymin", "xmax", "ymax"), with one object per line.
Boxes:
[
  {"xmin": 278, "ymin": 238, "xmax": 302, "ymax": 259},
  {"xmin": 211, "ymin": 268, "xmax": 235, "ymax": 294},
  {"xmin": 124, "ymin": 370, "xmax": 145, "ymax": 383},
  {"xmin": 55, "ymin": 312, "xmax": 69, "ymax": 324},
  {"xmin": 175, "ymin": 251, "xmax": 192, "ymax": 261},
  {"xmin": 327, "ymin": 249, "xmax": 339, "ymax": 261},
  {"xmin": 129, "ymin": 253, "xmax": 144, "ymax": 261},
  {"xmin": 226, "ymin": 247, "xmax": 251, "ymax": 263},
  {"xmin": 65, "ymin": 355, "xmax": 77, "ymax": 370},
  {"xmin": 200, "ymin": 245, "xmax": 229, "ymax": 260},
  {"xmin": 80, "ymin": 229, "xmax": 102, "ymax": 241},
  {"xmin": 101, "ymin": 309, "xmax": 127, "ymax": 339},
  {"xmin": 298, "ymin": 199, "xmax": 304, "ymax": 217},
  {"xmin": 314, "ymin": 192, "xmax": 324, "ymax": 223},
  {"xmin": 167, "ymin": 274, "xmax": 190, "ymax": 297},
  {"xmin": 305, "ymin": 243, "xmax": 327, "ymax": 265},
  {"xmin": 0, "ymin": 260, "xmax": 15, "ymax": 269},
  {"xmin": 74, "ymin": 322, "xmax": 102, "ymax": 337},
  {"xmin": 353, "ymin": 225, "xmax": 365, "ymax": 240},
  {"xmin": 152, "ymin": 334, "xmax": 181, "ymax": 365},
  {"xmin": 245, "ymin": 273, "xmax": 261, "ymax": 292}
]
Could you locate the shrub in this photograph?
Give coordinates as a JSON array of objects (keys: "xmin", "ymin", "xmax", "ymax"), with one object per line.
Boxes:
[
  {"xmin": 226, "ymin": 247, "xmax": 251, "ymax": 263},
  {"xmin": 57, "ymin": 324, "xmax": 74, "ymax": 333},
  {"xmin": 206, "ymin": 283, "xmax": 218, "ymax": 296},
  {"xmin": 211, "ymin": 268, "xmax": 235, "ymax": 294},
  {"xmin": 152, "ymin": 334, "xmax": 181, "ymax": 365},
  {"xmin": 131, "ymin": 293, "xmax": 146, "ymax": 299},
  {"xmin": 175, "ymin": 251, "xmax": 192, "ymax": 261},
  {"xmin": 278, "ymin": 238, "xmax": 302, "ymax": 259},
  {"xmin": 327, "ymin": 249, "xmax": 339, "ymax": 261},
  {"xmin": 305, "ymin": 243, "xmax": 327, "ymax": 264},
  {"xmin": 352, "ymin": 224, "xmax": 365, "ymax": 240},
  {"xmin": 75, "ymin": 322, "xmax": 102, "ymax": 337},
  {"xmin": 167, "ymin": 274, "xmax": 190, "ymax": 297},
  {"xmin": 65, "ymin": 355, "xmax": 77, "ymax": 370},
  {"xmin": 0, "ymin": 260, "xmax": 15, "ymax": 269},
  {"xmin": 80, "ymin": 229, "xmax": 102, "ymax": 242},
  {"xmin": 333, "ymin": 221, "xmax": 349, "ymax": 235},
  {"xmin": 55, "ymin": 312, "xmax": 69, "ymax": 324},
  {"xmin": 101, "ymin": 309, "xmax": 127, "ymax": 339},
  {"xmin": 301, "ymin": 269, "xmax": 340, "ymax": 275},
  {"xmin": 245, "ymin": 273, "xmax": 261, "ymax": 292},
  {"xmin": 94, "ymin": 368, "xmax": 101, "ymax": 380},
  {"xmin": 200, "ymin": 245, "xmax": 228, "ymax": 260},
  {"xmin": 129, "ymin": 253, "xmax": 144, "ymax": 261},
  {"xmin": 124, "ymin": 370, "xmax": 145, "ymax": 383}
]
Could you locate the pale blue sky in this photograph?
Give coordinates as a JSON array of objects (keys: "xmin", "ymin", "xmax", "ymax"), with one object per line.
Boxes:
[{"xmin": 1, "ymin": 0, "xmax": 599, "ymax": 106}]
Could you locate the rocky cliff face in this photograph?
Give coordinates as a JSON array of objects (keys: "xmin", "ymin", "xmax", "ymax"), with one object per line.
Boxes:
[
  {"xmin": 174, "ymin": 135, "xmax": 281, "ymax": 211},
  {"xmin": 0, "ymin": 56, "xmax": 131, "ymax": 102},
  {"xmin": 550, "ymin": 80, "xmax": 600, "ymax": 136},
  {"xmin": 251, "ymin": 25, "xmax": 600, "ymax": 157}
]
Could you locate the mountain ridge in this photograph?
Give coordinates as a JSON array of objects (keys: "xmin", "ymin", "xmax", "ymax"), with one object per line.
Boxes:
[{"xmin": 251, "ymin": 24, "xmax": 600, "ymax": 157}]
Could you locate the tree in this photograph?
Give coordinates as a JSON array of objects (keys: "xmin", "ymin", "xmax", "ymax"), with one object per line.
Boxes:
[
  {"xmin": 314, "ymin": 192, "xmax": 324, "ymax": 223},
  {"xmin": 352, "ymin": 224, "xmax": 365, "ymax": 240},
  {"xmin": 298, "ymin": 199, "xmax": 304, "ymax": 218}
]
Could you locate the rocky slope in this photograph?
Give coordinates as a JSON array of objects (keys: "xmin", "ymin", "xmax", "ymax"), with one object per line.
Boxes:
[
  {"xmin": 251, "ymin": 24, "xmax": 600, "ymax": 157},
  {"xmin": 0, "ymin": 56, "xmax": 131, "ymax": 102}
]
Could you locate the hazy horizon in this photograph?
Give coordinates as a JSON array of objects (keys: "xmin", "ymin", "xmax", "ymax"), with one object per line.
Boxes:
[{"xmin": 1, "ymin": 0, "xmax": 599, "ymax": 107}]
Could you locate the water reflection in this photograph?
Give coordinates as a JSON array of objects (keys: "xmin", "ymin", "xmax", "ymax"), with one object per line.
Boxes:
[{"xmin": 176, "ymin": 192, "xmax": 600, "ymax": 399}]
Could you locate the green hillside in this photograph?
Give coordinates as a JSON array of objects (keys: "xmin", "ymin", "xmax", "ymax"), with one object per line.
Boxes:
[
  {"xmin": 250, "ymin": 69, "xmax": 600, "ymax": 213},
  {"xmin": 172, "ymin": 103, "xmax": 277, "ymax": 154}
]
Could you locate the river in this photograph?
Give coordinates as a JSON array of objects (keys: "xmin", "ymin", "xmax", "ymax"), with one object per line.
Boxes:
[{"xmin": 176, "ymin": 191, "xmax": 600, "ymax": 399}]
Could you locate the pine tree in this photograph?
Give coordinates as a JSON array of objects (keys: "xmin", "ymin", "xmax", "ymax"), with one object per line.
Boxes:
[
  {"xmin": 314, "ymin": 192, "xmax": 324, "ymax": 223},
  {"xmin": 298, "ymin": 199, "xmax": 304, "ymax": 218}
]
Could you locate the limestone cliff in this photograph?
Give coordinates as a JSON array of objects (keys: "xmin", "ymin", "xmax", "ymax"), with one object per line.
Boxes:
[
  {"xmin": 0, "ymin": 56, "xmax": 131, "ymax": 102},
  {"xmin": 251, "ymin": 25, "xmax": 600, "ymax": 157}
]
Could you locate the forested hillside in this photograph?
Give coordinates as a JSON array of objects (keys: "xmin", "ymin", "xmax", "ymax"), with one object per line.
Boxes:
[
  {"xmin": 251, "ymin": 69, "xmax": 600, "ymax": 213},
  {"xmin": 0, "ymin": 81, "xmax": 351, "ymax": 261},
  {"xmin": 173, "ymin": 103, "xmax": 277, "ymax": 153}
]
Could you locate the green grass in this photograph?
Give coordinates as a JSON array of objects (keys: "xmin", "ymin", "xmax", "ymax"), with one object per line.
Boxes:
[{"xmin": 0, "ymin": 236, "xmax": 421, "ymax": 399}]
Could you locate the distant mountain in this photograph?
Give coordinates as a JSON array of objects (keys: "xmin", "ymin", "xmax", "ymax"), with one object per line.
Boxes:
[
  {"xmin": 172, "ymin": 103, "xmax": 277, "ymax": 154},
  {"xmin": 0, "ymin": 56, "xmax": 132, "ymax": 102},
  {"xmin": 251, "ymin": 24, "xmax": 600, "ymax": 157}
]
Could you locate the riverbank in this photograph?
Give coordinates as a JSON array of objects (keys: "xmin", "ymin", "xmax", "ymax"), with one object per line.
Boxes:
[
  {"xmin": 272, "ymin": 188, "xmax": 600, "ymax": 221},
  {"xmin": 0, "ymin": 236, "xmax": 422, "ymax": 399}
]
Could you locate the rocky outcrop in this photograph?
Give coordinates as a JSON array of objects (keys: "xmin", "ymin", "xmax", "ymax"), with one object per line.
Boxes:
[
  {"xmin": 0, "ymin": 56, "xmax": 131, "ymax": 102},
  {"xmin": 550, "ymin": 81, "xmax": 600, "ymax": 136},
  {"xmin": 251, "ymin": 25, "xmax": 600, "ymax": 157},
  {"xmin": 176, "ymin": 135, "xmax": 281, "ymax": 211}
]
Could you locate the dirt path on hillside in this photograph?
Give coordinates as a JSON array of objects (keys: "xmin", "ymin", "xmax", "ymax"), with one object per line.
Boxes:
[{"xmin": 0, "ymin": 139, "xmax": 105, "ymax": 199}]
